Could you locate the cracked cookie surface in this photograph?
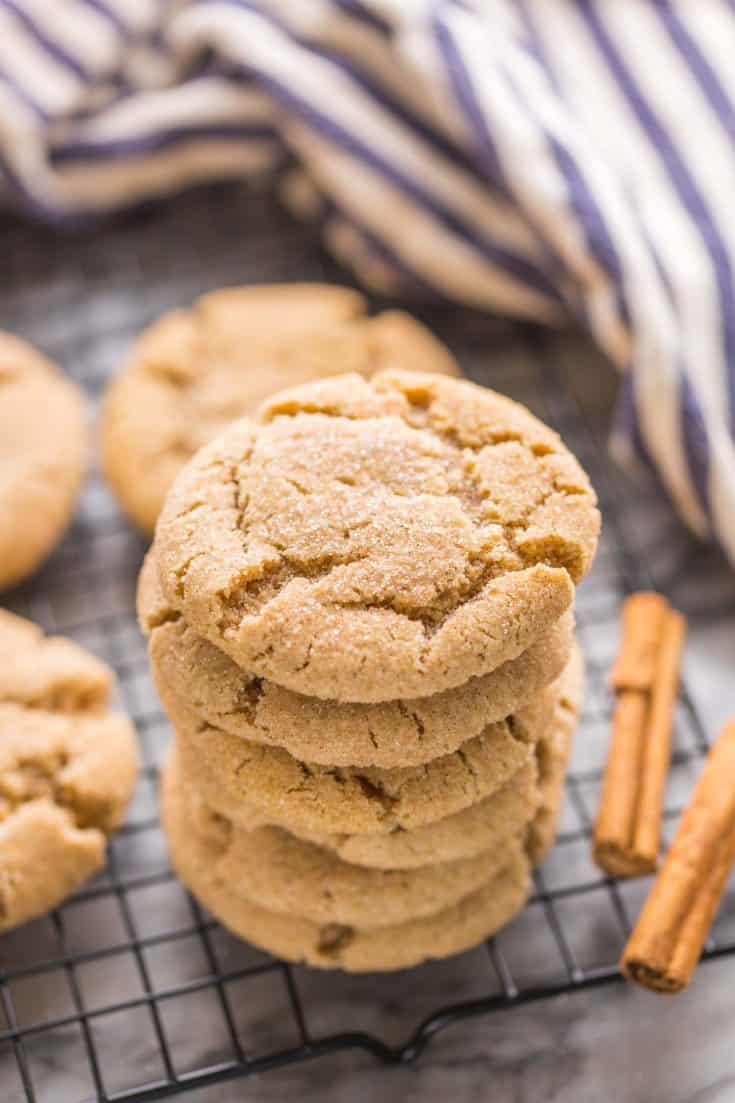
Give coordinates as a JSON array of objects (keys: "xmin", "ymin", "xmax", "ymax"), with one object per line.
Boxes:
[
  {"xmin": 140, "ymin": 548, "xmax": 573, "ymax": 768},
  {"xmin": 179, "ymin": 742, "xmax": 540, "ymax": 871},
  {"xmin": 0, "ymin": 332, "xmax": 87, "ymax": 591},
  {"xmin": 165, "ymin": 748, "xmax": 518, "ymax": 927},
  {"xmin": 0, "ymin": 612, "xmax": 139, "ymax": 931},
  {"xmin": 102, "ymin": 284, "xmax": 458, "ymax": 534},
  {"xmin": 161, "ymin": 669, "xmax": 560, "ymax": 838},
  {"xmin": 161, "ymin": 756, "xmax": 531, "ymax": 971},
  {"xmin": 172, "ymin": 647, "xmax": 583, "ymax": 870},
  {"xmin": 154, "ymin": 370, "xmax": 596, "ymax": 701},
  {"xmin": 0, "ymin": 608, "xmax": 111, "ymax": 711}
]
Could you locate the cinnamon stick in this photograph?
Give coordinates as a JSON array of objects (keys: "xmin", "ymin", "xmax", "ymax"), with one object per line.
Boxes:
[
  {"xmin": 632, "ymin": 610, "xmax": 687, "ymax": 865},
  {"xmin": 593, "ymin": 690, "xmax": 651, "ymax": 877},
  {"xmin": 622, "ymin": 720, "xmax": 735, "ymax": 993},
  {"xmin": 593, "ymin": 593, "xmax": 686, "ymax": 877},
  {"xmin": 609, "ymin": 591, "xmax": 669, "ymax": 692}
]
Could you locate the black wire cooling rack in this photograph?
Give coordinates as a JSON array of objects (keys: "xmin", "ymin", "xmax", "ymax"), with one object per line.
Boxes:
[{"xmin": 2, "ymin": 184, "xmax": 735, "ymax": 1103}]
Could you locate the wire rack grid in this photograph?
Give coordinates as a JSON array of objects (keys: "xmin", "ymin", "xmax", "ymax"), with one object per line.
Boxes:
[{"xmin": 1, "ymin": 184, "xmax": 735, "ymax": 1103}]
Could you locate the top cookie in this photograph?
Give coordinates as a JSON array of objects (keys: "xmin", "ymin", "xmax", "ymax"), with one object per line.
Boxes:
[
  {"xmin": 154, "ymin": 370, "xmax": 598, "ymax": 702},
  {"xmin": 0, "ymin": 332, "xmax": 87, "ymax": 591},
  {"xmin": 102, "ymin": 284, "xmax": 459, "ymax": 533}
]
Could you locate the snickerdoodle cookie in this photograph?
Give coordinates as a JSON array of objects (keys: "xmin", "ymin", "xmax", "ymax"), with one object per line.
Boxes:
[
  {"xmin": 165, "ymin": 749, "xmax": 512, "ymax": 928},
  {"xmin": 102, "ymin": 285, "xmax": 458, "ymax": 533},
  {"xmin": 0, "ymin": 333, "xmax": 87, "ymax": 591},
  {"xmin": 154, "ymin": 370, "xmax": 597, "ymax": 702},
  {"xmin": 170, "ymin": 648, "xmax": 583, "ymax": 870},
  {"xmin": 161, "ymin": 755, "xmax": 531, "ymax": 971},
  {"xmin": 178, "ymin": 744, "xmax": 539, "ymax": 871},
  {"xmin": 140, "ymin": 548, "xmax": 574, "ymax": 768},
  {"xmin": 161, "ymin": 671, "xmax": 560, "ymax": 839},
  {"xmin": 0, "ymin": 612, "xmax": 139, "ymax": 931}
]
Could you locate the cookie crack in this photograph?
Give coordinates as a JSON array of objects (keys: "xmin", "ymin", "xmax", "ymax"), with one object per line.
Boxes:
[
  {"xmin": 334, "ymin": 558, "xmax": 505, "ymax": 637},
  {"xmin": 0, "ymin": 686, "xmax": 107, "ymax": 715},
  {"xmin": 203, "ymin": 402, "xmax": 594, "ymax": 637},
  {"xmin": 234, "ymin": 754, "xmax": 255, "ymax": 777},
  {"xmin": 281, "ymin": 757, "xmax": 402, "ymax": 823},
  {"xmin": 395, "ymin": 701, "xmax": 425, "ymax": 742},
  {"xmin": 293, "ymin": 640, "xmax": 314, "ymax": 674},
  {"xmin": 215, "ymin": 551, "xmax": 372, "ymax": 631},
  {"xmin": 172, "ymin": 549, "xmax": 209, "ymax": 601},
  {"xmin": 265, "ymin": 403, "xmax": 530, "ymax": 458},
  {"xmin": 456, "ymin": 746, "xmax": 479, "ymax": 785},
  {"xmin": 506, "ymin": 715, "xmax": 533, "ymax": 744},
  {"xmin": 0, "ymin": 750, "xmax": 111, "ymax": 834},
  {"xmin": 412, "ymin": 711, "xmax": 426, "ymax": 739},
  {"xmin": 353, "ymin": 775, "xmax": 397, "ymax": 817},
  {"xmin": 233, "ymin": 677, "xmax": 264, "ymax": 724},
  {"xmin": 283, "ymin": 476, "xmax": 310, "ymax": 496},
  {"xmin": 220, "ymin": 485, "xmax": 584, "ymax": 637},
  {"xmin": 316, "ymin": 922, "xmax": 355, "ymax": 958},
  {"xmin": 146, "ymin": 607, "xmax": 182, "ymax": 632}
]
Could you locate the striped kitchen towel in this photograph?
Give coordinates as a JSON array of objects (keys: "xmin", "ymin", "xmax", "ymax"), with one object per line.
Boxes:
[{"xmin": 1, "ymin": 0, "xmax": 734, "ymax": 564}]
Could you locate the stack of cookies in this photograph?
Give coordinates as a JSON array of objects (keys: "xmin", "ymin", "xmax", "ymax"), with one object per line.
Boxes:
[{"xmin": 139, "ymin": 369, "xmax": 599, "ymax": 971}]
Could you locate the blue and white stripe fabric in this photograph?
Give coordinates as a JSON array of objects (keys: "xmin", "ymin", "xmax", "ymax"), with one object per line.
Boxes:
[{"xmin": 1, "ymin": 0, "xmax": 734, "ymax": 564}]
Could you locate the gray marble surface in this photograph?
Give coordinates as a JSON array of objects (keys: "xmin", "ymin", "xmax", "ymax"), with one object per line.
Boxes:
[
  {"xmin": 181, "ymin": 972, "xmax": 735, "ymax": 1103},
  {"xmin": 1, "ymin": 185, "xmax": 735, "ymax": 1103}
]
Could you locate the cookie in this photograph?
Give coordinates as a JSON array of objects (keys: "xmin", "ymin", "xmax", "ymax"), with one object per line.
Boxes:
[
  {"xmin": 154, "ymin": 370, "xmax": 595, "ymax": 697},
  {"xmin": 167, "ymin": 747, "xmax": 520, "ymax": 927},
  {"xmin": 162, "ymin": 671, "xmax": 557, "ymax": 838},
  {"xmin": 0, "ymin": 609, "xmax": 111, "ymax": 711},
  {"xmin": 0, "ymin": 616, "xmax": 139, "ymax": 930},
  {"xmin": 154, "ymin": 370, "xmax": 596, "ymax": 702},
  {"xmin": 178, "ymin": 741, "xmax": 539, "ymax": 870},
  {"xmin": 102, "ymin": 285, "xmax": 459, "ymax": 533},
  {"xmin": 527, "ymin": 644, "xmax": 585, "ymax": 864},
  {"xmin": 140, "ymin": 549, "xmax": 573, "ymax": 767},
  {"xmin": 170, "ymin": 648, "xmax": 583, "ymax": 870},
  {"xmin": 0, "ymin": 332, "xmax": 87, "ymax": 591},
  {"xmin": 161, "ymin": 757, "xmax": 531, "ymax": 971}
]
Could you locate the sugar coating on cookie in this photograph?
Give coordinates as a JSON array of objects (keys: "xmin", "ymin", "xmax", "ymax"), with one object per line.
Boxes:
[
  {"xmin": 102, "ymin": 284, "xmax": 459, "ymax": 533},
  {"xmin": 171, "ymin": 646, "xmax": 584, "ymax": 870},
  {"xmin": 0, "ymin": 612, "xmax": 139, "ymax": 931},
  {"xmin": 161, "ymin": 666, "xmax": 564, "ymax": 839},
  {"xmin": 161, "ymin": 755, "xmax": 531, "ymax": 972},
  {"xmin": 178, "ymin": 742, "xmax": 540, "ymax": 871},
  {"xmin": 0, "ymin": 332, "xmax": 87, "ymax": 591},
  {"xmin": 140, "ymin": 547, "xmax": 574, "ymax": 768},
  {"xmin": 154, "ymin": 370, "xmax": 597, "ymax": 702},
  {"xmin": 167, "ymin": 747, "xmax": 517, "ymax": 928}
]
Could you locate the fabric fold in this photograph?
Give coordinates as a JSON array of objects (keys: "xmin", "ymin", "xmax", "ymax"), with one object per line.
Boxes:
[{"xmin": 1, "ymin": 0, "xmax": 733, "ymax": 563}]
